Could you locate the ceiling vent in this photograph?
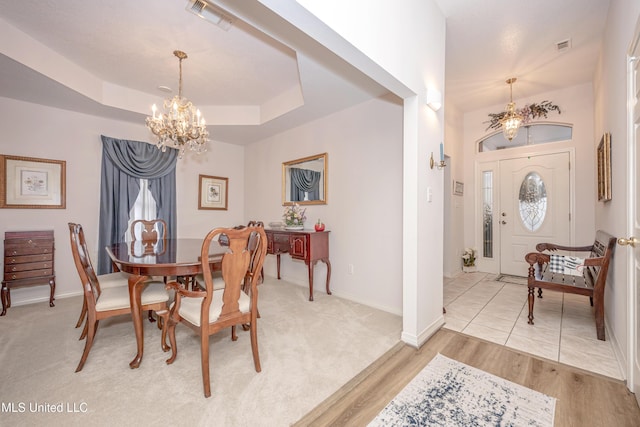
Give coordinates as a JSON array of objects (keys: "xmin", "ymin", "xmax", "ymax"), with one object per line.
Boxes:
[
  {"xmin": 556, "ymin": 38, "xmax": 572, "ymax": 52},
  {"xmin": 186, "ymin": 0, "xmax": 234, "ymax": 31}
]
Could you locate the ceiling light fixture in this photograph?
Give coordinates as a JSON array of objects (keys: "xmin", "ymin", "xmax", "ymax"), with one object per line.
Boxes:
[
  {"xmin": 186, "ymin": 0, "xmax": 234, "ymax": 31},
  {"xmin": 146, "ymin": 50, "xmax": 208, "ymax": 158},
  {"xmin": 500, "ymin": 78, "xmax": 523, "ymax": 141}
]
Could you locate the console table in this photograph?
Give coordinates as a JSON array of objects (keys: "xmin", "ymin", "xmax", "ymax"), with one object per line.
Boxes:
[
  {"xmin": 264, "ymin": 228, "xmax": 331, "ymax": 301},
  {"xmin": 2, "ymin": 230, "xmax": 56, "ymax": 316}
]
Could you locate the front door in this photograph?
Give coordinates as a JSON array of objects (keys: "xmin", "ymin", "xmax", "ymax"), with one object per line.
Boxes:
[
  {"xmin": 499, "ymin": 152, "xmax": 571, "ymax": 276},
  {"xmin": 624, "ymin": 22, "xmax": 640, "ymax": 406}
]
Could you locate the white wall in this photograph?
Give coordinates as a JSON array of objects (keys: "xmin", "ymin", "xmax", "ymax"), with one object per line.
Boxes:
[
  {"xmin": 286, "ymin": 0, "xmax": 446, "ymax": 346},
  {"xmin": 245, "ymin": 95, "xmax": 404, "ymax": 313},
  {"xmin": 594, "ymin": 0, "xmax": 640, "ymax": 383},
  {"xmin": 443, "ymin": 102, "xmax": 465, "ymax": 277},
  {"xmin": 0, "ymin": 97, "xmax": 245, "ymax": 307},
  {"xmin": 462, "ymin": 83, "xmax": 597, "ymax": 270}
]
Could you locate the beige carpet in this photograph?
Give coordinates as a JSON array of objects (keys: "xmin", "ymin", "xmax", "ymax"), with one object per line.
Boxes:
[{"xmin": 0, "ymin": 277, "xmax": 401, "ymax": 426}]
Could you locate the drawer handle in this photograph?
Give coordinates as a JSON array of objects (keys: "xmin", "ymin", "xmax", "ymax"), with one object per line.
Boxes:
[
  {"xmin": 28, "ymin": 239, "xmax": 33, "ymax": 244},
  {"xmin": 12, "ymin": 250, "xmax": 17, "ymax": 255},
  {"xmin": 11, "ymin": 258, "xmax": 16, "ymax": 263},
  {"xmin": 11, "ymin": 267, "xmax": 16, "ymax": 271},
  {"xmin": 11, "ymin": 275, "xmax": 16, "ymax": 279},
  {"xmin": 43, "ymin": 249, "xmax": 49, "ymax": 253}
]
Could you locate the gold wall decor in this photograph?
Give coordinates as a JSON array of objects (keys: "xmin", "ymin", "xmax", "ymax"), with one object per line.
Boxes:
[
  {"xmin": 597, "ymin": 133, "xmax": 612, "ymax": 202},
  {"xmin": 0, "ymin": 155, "xmax": 66, "ymax": 209}
]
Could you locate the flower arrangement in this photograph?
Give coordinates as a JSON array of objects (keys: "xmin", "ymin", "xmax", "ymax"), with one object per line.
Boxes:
[
  {"xmin": 462, "ymin": 248, "xmax": 476, "ymax": 267},
  {"xmin": 484, "ymin": 100, "xmax": 561, "ymax": 132},
  {"xmin": 283, "ymin": 203, "xmax": 306, "ymax": 227}
]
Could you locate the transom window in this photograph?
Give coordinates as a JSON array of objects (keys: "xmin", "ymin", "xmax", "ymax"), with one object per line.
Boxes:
[{"xmin": 478, "ymin": 123, "xmax": 572, "ymax": 152}]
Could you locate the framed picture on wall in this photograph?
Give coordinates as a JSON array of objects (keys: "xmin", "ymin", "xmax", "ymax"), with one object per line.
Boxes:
[
  {"xmin": 198, "ymin": 175, "xmax": 228, "ymax": 210},
  {"xmin": 453, "ymin": 180, "xmax": 464, "ymax": 196},
  {"xmin": 597, "ymin": 133, "xmax": 612, "ymax": 202},
  {"xmin": 0, "ymin": 154, "xmax": 66, "ymax": 209}
]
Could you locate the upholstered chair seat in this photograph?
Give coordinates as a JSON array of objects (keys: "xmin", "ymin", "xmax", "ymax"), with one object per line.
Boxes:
[
  {"xmin": 98, "ymin": 272, "xmax": 130, "ymax": 288},
  {"xmin": 96, "ymin": 281, "xmax": 168, "ymax": 312}
]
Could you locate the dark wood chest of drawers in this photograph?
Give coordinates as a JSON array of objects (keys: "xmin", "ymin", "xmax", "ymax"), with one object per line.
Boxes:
[{"xmin": 1, "ymin": 230, "xmax": 56, "ymax": 316}]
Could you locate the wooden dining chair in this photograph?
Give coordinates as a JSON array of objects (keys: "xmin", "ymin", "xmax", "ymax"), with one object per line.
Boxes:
[
  {"xmin": 129, "ymin": 218, "xmax": 172, "ymax": 322},
  {"xmin": 193, "ymin": 221, "xmax": 264, "ymax": 291},
  {"xmin": 164, "ymin": 225, "xmax": 267, "ymax": 397},
  {"xmin": 68, "ymin": 222, "xmax": 170, "ymax": 372},
  {"xmin": 75, "ymin": 219, "xmax": 168, "ymax": 332},
  {"xmin": 130, "ymin": 218, "xmax": 167, "ymax": 243}
]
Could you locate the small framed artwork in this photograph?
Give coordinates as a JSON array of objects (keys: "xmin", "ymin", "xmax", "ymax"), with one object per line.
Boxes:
[
  {"xmin": 453, "ymin": 180, "xmax": 464, "ymax": 196},
  {"xmin": 597, "ymin": 133, "xmax": 612, "ymax": 202},
  {"xmin": 0, "ymin": 155, "xmax": 66, "ymax": 209},
  {"xmin": 198, "ymin": 175, "xmax": 228, "ymax": 210}
]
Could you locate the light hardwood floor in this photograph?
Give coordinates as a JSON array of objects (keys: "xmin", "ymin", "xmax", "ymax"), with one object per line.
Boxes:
[{"xmin": 294, "ymin": 328, "xmax": 640, "ymax": 427}]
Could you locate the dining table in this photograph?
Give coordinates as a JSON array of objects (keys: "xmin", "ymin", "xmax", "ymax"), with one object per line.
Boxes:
[{"xmin": 106, "ymin": 238, "xmax": 225, "ymax": 368}]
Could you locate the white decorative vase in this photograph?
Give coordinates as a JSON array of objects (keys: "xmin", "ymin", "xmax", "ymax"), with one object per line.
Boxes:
[
  {"xmin": 284, "ymin": 224, "xmax": 304, "ymax": 230},
  {"xmin": 462, "ymin": 265, "xmax": 477, "ymax": 273}
]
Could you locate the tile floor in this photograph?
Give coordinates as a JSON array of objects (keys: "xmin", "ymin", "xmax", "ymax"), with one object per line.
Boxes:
[{"xmin": 443, "ymin": 271, "xmax": 623, "ymax": 380}]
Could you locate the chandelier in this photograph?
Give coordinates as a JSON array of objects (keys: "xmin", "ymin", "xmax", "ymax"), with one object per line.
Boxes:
[
  {"xmin": 146, "ymin": 50, "xmax": 208, "ymax": 158},
  {"xmin": 500, "ymin": 78, "xmax": 523, "ymax": 141}
]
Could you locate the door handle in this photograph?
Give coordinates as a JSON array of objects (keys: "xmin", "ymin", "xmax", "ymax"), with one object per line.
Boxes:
[
  {"xmin": 618, "ymin": 237, "xmax": 639, "ymax": 247},
  {"xmin": 501, "ymin": 212, "xmax": 507, "ymax": 217},
  {"xmin": 501, "ymin": 220, "xmax": 507, "ymax": 225}
]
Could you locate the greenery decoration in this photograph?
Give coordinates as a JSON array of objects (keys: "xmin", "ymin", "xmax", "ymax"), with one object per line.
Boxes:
[
  {"xmin": 283, "ymin": 203, "xmax": 307, "ymax": 227},
  {"xmin": 484, "ymin": 101, "xmax": 561, "ymax": 131},
  {"xmin": 462, "ymin": 248, "xmax": 476, "ymax": 267}
]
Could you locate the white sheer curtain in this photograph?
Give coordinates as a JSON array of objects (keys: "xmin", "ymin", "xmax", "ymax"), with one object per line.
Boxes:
[{"xmin": 125, "ymin": 179, "xmax": 158, "ymax": 243}]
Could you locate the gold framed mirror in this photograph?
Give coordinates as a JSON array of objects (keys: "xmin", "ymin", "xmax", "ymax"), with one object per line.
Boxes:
[{"xmin": 282, "ymin": 153, "xmax": 327, "ymax": 205}]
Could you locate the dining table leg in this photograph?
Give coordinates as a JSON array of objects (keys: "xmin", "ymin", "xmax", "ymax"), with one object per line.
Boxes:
[{"xmin": 128, "ymin": 274, "xmax": 148, "ymax": 369}]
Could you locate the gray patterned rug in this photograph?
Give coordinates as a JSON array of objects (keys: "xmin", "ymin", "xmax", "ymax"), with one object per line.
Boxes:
[
  {"xmin": 368, "ymin": 353, "xmax": 556, "ymax": 426},
  {"xmin": 497, "ymin": 274, "xmax": 529, "ymax": 286}
]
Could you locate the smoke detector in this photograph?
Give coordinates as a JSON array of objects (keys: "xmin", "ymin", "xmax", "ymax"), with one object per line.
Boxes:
[
  {"xmin": 186, "ymin": 0, "xmax": 234, "ymax": 31},
  {"xmin": 556, "ymin": 38, "xmax": 572, "ymax": 52}
]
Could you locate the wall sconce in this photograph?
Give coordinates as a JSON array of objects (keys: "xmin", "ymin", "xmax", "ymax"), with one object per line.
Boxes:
[
  {"xmin": 430, "ymin": 142, "xmax": 446, "ymax": 170},
  {"xmin": 426, "ymin": 88, "xmax": 442, "ymax": 111}
]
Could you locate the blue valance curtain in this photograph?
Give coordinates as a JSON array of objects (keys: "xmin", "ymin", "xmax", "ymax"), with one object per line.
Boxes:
[
  {"xmin": 290, "ymin": 168, "xmax": 321, "ymax": 202},
  {"xmin": 97, "ymin": 135, "xmax": 178, "ymax": 274}
]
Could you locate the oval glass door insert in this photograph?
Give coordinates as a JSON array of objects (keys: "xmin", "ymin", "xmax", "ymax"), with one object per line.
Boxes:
[{"xmin": 518, "ymin": 172, "xmax": 547, "ymax": 232}]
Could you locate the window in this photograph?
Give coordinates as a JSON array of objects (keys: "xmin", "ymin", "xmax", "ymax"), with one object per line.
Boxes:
[
  {"xmin": 518, "ymin": 172, "xmax": 547, "ymax": 232},
  {"xmin": 126, "ymin": 179, "xmax": 158, "ymax": 242},
  {"xmin": 478, "ymin": 123, "xmax": 572, "ymax": 152},
  {"xmin": 482, "ymin": 171, "xmax": 494, "ymax": 258}
]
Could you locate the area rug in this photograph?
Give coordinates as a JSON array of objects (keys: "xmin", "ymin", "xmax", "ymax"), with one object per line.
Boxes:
[
  {"xmin": 496, "ymin": 274, "xmax": 529, "ymax": 286},
  {"xmin": 368, "ymin": 353, "xmax": 556, "ymax": 427}
]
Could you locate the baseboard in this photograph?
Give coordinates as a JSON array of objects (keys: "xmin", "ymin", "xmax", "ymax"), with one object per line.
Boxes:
[
  {"xmin": 4, "ymin": 289, "xmax": 82, "ymax": 308},
  {"xmin": 401, "ymin": 316, "xmax": 445, "ymax": 348},
  {"xmin": 606, "ymin": 319, "xmax": 628, "ymax": 384}
]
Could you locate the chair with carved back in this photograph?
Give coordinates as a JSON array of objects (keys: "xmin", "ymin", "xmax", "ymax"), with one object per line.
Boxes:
[
  {"xmin": 164, "ymin": 225, "xmax": 267, "ymax": 397},
  {"xmin": 193, "ymin": 221, "xmax": 264, "ymax": 291},
  {"xmin": 130, "ymin": 218, "xmax": 172, "ymax": 323},
  {"xmin": 130, "ymin": 219, "xmax": 167, "ymax": 255},
  {"xmin": 73, "ymin": 219, "xmax": 168, "ymax": 332},
  {"xmin": 68, "ymin": 222, "xmax": 170, "ymax": 372}
]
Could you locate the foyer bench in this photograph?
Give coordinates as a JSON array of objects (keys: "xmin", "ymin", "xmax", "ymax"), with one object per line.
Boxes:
[{"xmin": 524, "ymin": 230, "xmax": 617, "ymax": 341}]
